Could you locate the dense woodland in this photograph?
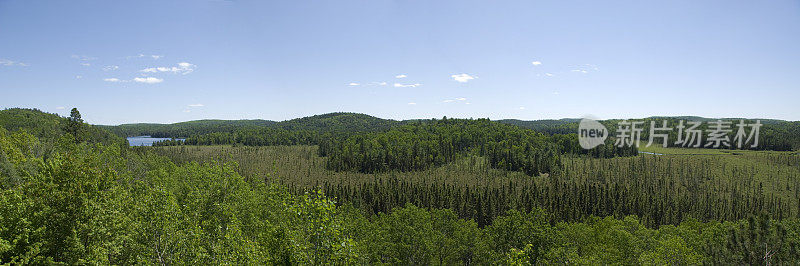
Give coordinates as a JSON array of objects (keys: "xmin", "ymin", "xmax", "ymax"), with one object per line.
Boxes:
[
  {"xmin": 1, "ymin": 108, "xmax": 799, "ymax": 264},
  {"xmin": 318, "ymin": 118, "xmax": 636, "ymax": 176},
  {"xmin": 154, "ymin": 144, "xmax": 800, "ymax": 228}
]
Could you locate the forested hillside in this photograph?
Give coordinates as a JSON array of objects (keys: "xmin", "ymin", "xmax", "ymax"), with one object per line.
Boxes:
[
  {"xmin": 100, "ymin": 119, "xmax": 277, "ymax": 138},
  {"xmin": 102, "ymin": 112, "xmax": 395, "ymax": 138},
  {"xmin": 272, "ymin": 112, "xmax": 398, "ymax": 132},
  {"xmin": 2, "ymin": 108, "xmax": 799, "ymax": 264},
  {"xmin": 0, "ymin": 108, "xmax": 123, "ymax": 146},
  {"xmin": 177, "ymin": 113, "xmax": 398, "ymax": 146}
]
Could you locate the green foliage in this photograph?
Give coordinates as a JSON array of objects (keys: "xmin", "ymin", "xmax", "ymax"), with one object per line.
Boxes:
[
  {"xmin": 64, "ymin": 108, "xmax": 84, "ymax": 140},
  {"xmin": 2, "ymin": 109, "xmax": 800, "ymax": 264},
  {"xmin": 155, "ymin": 116, "xmax": 637, "ymax": 176},
  {"xmin": 359, "ymin": 204, "xmax": 482, "ymax": 264},
  {"xmin": 0, "ymin": 129, "xmax": 798, "ymax": 263},
  {"xmin": 0, "ymin": 108, "xmax": 124, "ymax": 147},
  {"xmin": 483, "ymin": 209, "xmax": 555, "ymax": 263},
  {"xmin": 0, "ymin": 127, "xmax": 361, "ymax": 264},
  {"xmin": 321, "ymin": 118, "xmax": 579, "ymax": 176},
  {"xmin": 154, "ymin": 145, "xmax": 800, "ymax": 229},
  {"xmin": 285, "ymin": 190, "xmax": 358, "ymax": 264},
  {"xmin": 638, "ymin": 235, "xmax": 703, "ymax": 265}
]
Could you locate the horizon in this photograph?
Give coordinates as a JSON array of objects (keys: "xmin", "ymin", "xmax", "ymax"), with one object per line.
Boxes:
[
  {"xmin": 9, "ymin": 108, "xmax": 794, "ymax": 126},
  {"xmin": 2, "ymin": 0, "xmax": 799, "ymax": 124},
  {"xmin": 102, "ymin": 112, "xmax": 796, "ymax": 126}
]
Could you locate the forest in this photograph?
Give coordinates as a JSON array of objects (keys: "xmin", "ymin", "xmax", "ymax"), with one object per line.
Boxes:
[{"xmin": 1, "ymin": 108, "xmax": 799, "ymax": 264}]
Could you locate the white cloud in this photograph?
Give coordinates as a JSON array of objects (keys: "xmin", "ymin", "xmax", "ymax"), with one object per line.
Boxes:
[
  {"xmin": 443, "ymin": 97, "xmax": 470, "ymax": 104},
  {"xmin": 103, "ymin": 65, "xmax": 119, "ymax": 71},
  {"xmin": 0, "ymin": 58, "xmax": 28, "ymax": 66},
  {"xmin": 80, "ymin": 63, "xmax": 91, "ymax": 66},
  {"xmin": 519, "ymin": 107, "xmax": 526, "ymax": 110},
  {"xmin": 395, "ymin": 74, "xmax": 407, "ymax": 78},
  {"xmin": 531, "ymin": 61, "xmax": 542, "ymax": 66},
  {"xmin": 126, "ymin": 54, "xmax": 163, "ymax": 60},
  {"xmin": 451, "ymin": 73, "xmax": 476, "ymax": 83},
  {"xmin": 105, "ymin": 77, "xmax": 164, "ymax": 83},
  {"xmin": 465, "ymin": 102, "xmax": 471, "ymax": 105},
  {"xmin": 394, "ymin": 83, "xmax": 421, "ymax": 88},
  {"xmin": 553, "ymin": 91, "xmax": 560, "ymax": 95},
  {"xmin": 56, "ymin": 106, "xmax": 65, "ymax": 110},
  {"xmin": 570, "ymin": 64, "xmax": 598, "ymax": 73},
  {"xmin": 407, "ymin": 102, "xmax": 417, "ymax": 105},
  {"xmin": 351, "ymin": 81, "xmax": 388, "ymax": 86},
  {"xmin": 183, "ymin": 109, "xmax": 191, "ymax": 113},
  {"xmin": 188, "ymin": 104, "xmax": 204, "ymax": 107},
  {"xmin": 140, "ymin": 62, "xmax": 195, "ymax": 75},
  {"xmin": 71, "ymin": 55, "xmax": 96, "ymax": 61},
  {"xmin": 75, "ymin": 76, "xmax": 82, "ymax": 79},
  {"xmin": 545, "ymin": 73, "xmax": 554, "ymax": 77},
  {"xmin": 134, "ymin": 77, "xmax": 163, "ymax": 84}
]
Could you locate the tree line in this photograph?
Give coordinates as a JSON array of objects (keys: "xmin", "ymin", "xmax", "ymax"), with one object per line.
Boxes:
[{"xmin": 108, "ymin": 112, "xmax": 800, "ymax": 152}]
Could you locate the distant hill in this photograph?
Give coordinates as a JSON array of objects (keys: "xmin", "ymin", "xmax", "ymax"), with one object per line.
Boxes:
[
  {"xmin": 0, "ymin": 108, "xmax": 123, "ymax": 145},
  {"xmin": 100, "ymin": 119, "xmax": 277, "ymax": 138},
  {"xmin": 103, "ymin": 112, "xmax": 397, "ymax": 138},
  {"xmin": 500, "ymin": 117, "xmax": 794, "ymax": 134},
  {"xmin": 100, "ymin": 112, "xmax": 800, "ymax": 151},
  {"xmin": 643, "ymin": 116, "xmax": 787, "ymax": 125},
  {"xmin": 274, "ymin": 112, "xmax": 398, "ymax": 132}
]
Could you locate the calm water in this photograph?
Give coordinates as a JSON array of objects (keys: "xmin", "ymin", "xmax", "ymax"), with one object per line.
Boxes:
[{"xmin": 127, "ymin": 136, "xmax": 185, "ymax": 146}]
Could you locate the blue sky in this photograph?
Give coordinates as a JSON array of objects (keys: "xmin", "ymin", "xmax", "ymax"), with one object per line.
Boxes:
[{"xmin": 1, "ymin": 0, "xmax": 799, "ymax": 125}]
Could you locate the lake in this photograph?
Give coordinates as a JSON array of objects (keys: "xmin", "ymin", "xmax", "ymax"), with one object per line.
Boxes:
[{"xmin": 127, "ymin": 136, "xmax": 185, "ymax": 146}]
